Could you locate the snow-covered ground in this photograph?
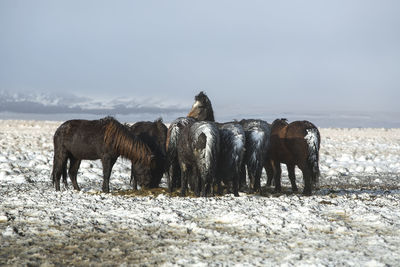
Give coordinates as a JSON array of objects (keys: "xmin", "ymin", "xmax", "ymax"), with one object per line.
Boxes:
[{"xmin": 1, "ymin": 120, "xmax": 400, "ymax": 266}]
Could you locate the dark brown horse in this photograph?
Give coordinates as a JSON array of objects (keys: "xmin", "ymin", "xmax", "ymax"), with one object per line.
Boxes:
[
  {"xmin": 51, "ymin": 116, "xmax": 160, "ymax": 193},
  {"xmin": 267, "ymin": 119, "xmax": 321, "ymax": 195},
  {"xmin": 126, "ymin": 118, "xmax": 167, "ymax": 190}
]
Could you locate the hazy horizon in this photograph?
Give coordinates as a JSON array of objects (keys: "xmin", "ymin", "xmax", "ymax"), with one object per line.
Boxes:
[{"xmin": 1, "ymin": 1, "xmax": 399, "ymax": 118}]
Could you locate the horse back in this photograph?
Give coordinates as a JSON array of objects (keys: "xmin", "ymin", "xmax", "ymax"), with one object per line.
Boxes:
[
  {"xmin": 54, "ymin": 119, "xmax": 110, "ymax": 160},
  {"xmin": 285, "ymin": 121, "xmax": 320, "ymax": 162}
]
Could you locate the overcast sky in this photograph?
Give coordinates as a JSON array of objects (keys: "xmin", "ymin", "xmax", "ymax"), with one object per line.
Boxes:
[{"xmin": 1, "ymin": 0, "xmax": 399, "ymax": 114}]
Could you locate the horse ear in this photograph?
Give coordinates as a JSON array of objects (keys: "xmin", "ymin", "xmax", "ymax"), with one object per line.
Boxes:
[
  {"xmin": 154, "ymin": 117, "xmax": 163, "ymax": 124},
  {"xmin": 196, "ymin": 91, "xmax": 206, "ymax": 101},
  {"xmin": 155, "ymin": 119, "xmax": 167, "ymax": 133}
]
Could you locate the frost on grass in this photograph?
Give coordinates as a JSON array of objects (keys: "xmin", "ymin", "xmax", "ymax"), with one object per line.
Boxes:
[{"xmin": 0, "ymin": 120, "xmax": 400, "ymax": 266}]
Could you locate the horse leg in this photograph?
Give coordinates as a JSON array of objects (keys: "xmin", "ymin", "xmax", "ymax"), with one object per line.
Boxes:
[
  {"xmin": 301, "ymin": 167, "xmax": 313, "ymax": 196},
  {"xmin": 287, "ymin": 164, "xmax": 298, "ymax": 193},
  {"xmin": 68, "ymin": 157, "xmax": 81, "ymax": 191},
  {"xmin": 215, "ymin": 176, "xmax": 223, "ymax": 196},
  {"xmin": 232, "ymin": 172, "xmax": 239, "ymax": 197},
  {"xmin": 272, "ymin": 160, "xmax": 282, "ymax": 193},
  {"xmin": 101, "ymin": 156, "xmax": 117, "ymax": 193},
  {"xmin": 168, "ymin": 161, "xmax": 180, "ymax": 193},
  {"xmin": 200, "ymin": 180, "xmax": 206, "ymax": 197},
  {"xmin": 254, "ymin": 166, "xmax": 262, "ymax": 193},
  {"xmin": 239, "ymin": 163, "xmax": 247, "ymax": 191},
  {"xmin": 167, "ymin": 164, "xmax": 174, "ymax": 193},
  {"xmin": 201, "ymin": 174, "xmax": 211, "ymax": 197},
  {"xmin": 264, "ymin": 160, "xmax": 274, "ymax": 187},
  {"xmin": 62, "ymin": 161, "xmax": 68, "ymax": 188},
  {"xmin": 195, "ymin": 170, "xmax": 201, "ymax": 197},
  {"xmin": 52, "ymin": 151, "xmax": 68, "ymax": 191},
  {"xmin": 130, "ymin": 163, "xmax": 138, "ymax": 190},
  {"xmin": 248, "ymin": 167, "xmax": 261, "ymax": 193},
  {"xmin": 179, "ymin": 163, "xmax": 188, "ymax": 197}
]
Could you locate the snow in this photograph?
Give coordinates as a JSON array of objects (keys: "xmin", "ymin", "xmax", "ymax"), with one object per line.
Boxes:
[{"xmin": 1, "ymin": 120, "xmax": 400, "ymax": 266}]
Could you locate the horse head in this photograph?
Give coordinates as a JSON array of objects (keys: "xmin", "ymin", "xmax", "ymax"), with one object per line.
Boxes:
[{"xmin": 187, "ymin": 91, "xmax": 215, "ymax": 121}]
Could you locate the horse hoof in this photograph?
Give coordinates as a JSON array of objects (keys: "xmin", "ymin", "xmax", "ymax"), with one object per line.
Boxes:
[{"xmin": 274, "ymin": 187, "xmax": 282, "ymax": 193}]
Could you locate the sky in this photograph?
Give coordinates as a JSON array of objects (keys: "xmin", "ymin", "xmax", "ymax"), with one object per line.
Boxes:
[{"xmin": 1, "ymin": 0, "xmax": 399, "ymax": 115}]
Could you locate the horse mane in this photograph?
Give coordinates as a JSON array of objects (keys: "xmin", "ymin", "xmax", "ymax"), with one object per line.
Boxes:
[
  {"xmin": 103, "ymin": 117, "xmax": 153, "ymax": 165},
  {"xmin": 154, "ymin": 118, "xmax": 167, "ymax": 134}
]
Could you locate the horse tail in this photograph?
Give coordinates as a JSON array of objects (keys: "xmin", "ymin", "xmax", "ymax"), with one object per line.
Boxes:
[
  {"xmin": 247, "ymin": 128, "xmax": 266, "ymax": 178},
  {"xmin": 193, "ymin": 122, "xmax": 220, "ymax": 193},
  {"xmin": 230, "ymin": 128, "xmax": 246, "ymax": 176},
  {"xmin": 166, "ymin": 123, "xmax": 180, "ymax": 170},
  {"xmin": 104, "ymin": 118, "xmax": 152, "ymax": 165},
  {"xmin": 304, "ymin": 127, "xmax": 321, "ymax": 184}
]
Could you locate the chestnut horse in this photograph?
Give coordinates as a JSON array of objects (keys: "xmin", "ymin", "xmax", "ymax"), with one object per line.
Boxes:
[
  {"xmin": 267, "ymin": 119, "xmax": 321, "ymax": 195},
  {"xmin": 51, "ymin": 117, "xmax": 161, "ymax": 193},
  {"xmin": 126, "ymin": 118, "xmax": 167, "ymax": 190}
]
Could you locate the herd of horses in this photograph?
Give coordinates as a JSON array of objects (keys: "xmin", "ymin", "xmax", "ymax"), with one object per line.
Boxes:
[{"xmin": 51, "ymin": 92, "xmax": 321, "ymax": 196}]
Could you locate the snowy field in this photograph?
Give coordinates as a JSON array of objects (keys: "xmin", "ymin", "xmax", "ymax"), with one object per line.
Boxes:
[{"xmin": 1, "ymin": 120, "xmax": 400, "ymax": 266}]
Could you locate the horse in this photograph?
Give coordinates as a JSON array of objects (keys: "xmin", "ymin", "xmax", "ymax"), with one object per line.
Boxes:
[
  {"xmin": 186, "ymin": 91, "xmax": 245, "ymax": 196},
  {"xmin": 166, "ymin": 91, "xmax": 213, "ymax": 193},
  {"xmin": 239, "ymin": 119, "xmax": 271, "ymax": 193},
  {"xmin": 166, "ymin": 116, "xmax": 196, "ymax": 193},
  {"xmin": 51, "ymin": 116, "xmax": 160, "ymax": 193},
  {"xmin": 177, "ymin": 120, "xmax": 220, "ymax": 197},
  {"xmin": 216, "ymin": 122, "xmax": 245, "ymax": 196},
  {"xmin": 126, "ymin": 118, "xmax": 167, "ymax": 190},
  {"xmin": 267, "ymin": 119, "xmax": 321, "ymax": 195}
]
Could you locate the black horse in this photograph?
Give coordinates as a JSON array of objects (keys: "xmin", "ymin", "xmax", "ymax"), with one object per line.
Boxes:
[
  {"xmin": 177, "ymin": 120, "xmax": 220, "ymax": 197},
  {"xmin": 51, "ymin": 117, "xmax": 162, "ymax": 193},
  {"xmin": 186, "ymin": 91, "xmax": 246, "ymax": 196},
  {"xmin": 126, "ymin": 118, "xmax": 167, "ymax": 190},
  {"xmin": 267, "ymin": 119, "xmax": 321, "ymax": 195},
  {"xmin": 166, "ymin": 116, "xmax": 196, "ymax": 193},
  {"xmin": 216, "ymin": 122, "xmax": 245, "ymax": 196},
  {"xmin": 239, "ymin": 119, "xmax": 271, "ymax": 193}
]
